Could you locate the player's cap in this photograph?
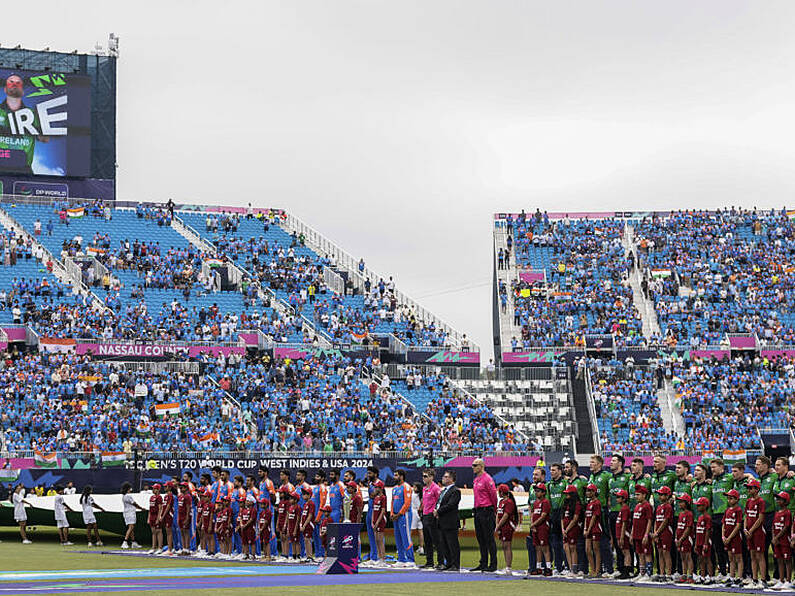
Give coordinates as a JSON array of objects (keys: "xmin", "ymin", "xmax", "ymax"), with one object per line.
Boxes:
[
  {"xmin": 777, "ymin": 491, "xmax": 791, "ymax": 503},
  {"xmin": 634, "ymin": 484, "xmax": 648, "ymax": 495},
  {"xmin": 563, "ymin": 485, "xmax": 578, "ymax": 495},
  {"xmin": 746, "ymin": 479, "xmax": 761, "ymax": 489},
  {"xmin": 321, "ymin": 505, "xmax": 332, "ymax": 512},
  {"xmin": 179, "ymin": 482, "xmax": 189, "ymax": 488},
  {"xmin": 290, "ymin": 491, "xmax": 299, "ymax": 499},
  {"xmin": 164, "ymin": 480, "xmax": 174, "ymax": 488},
  {"xmin": 676, "ymin": 493, "xmax": 692, "ymax": 504},
  {"xmin": 373, "ymin": 480, "xmax": 384, "ymax": 489},
  {"xmin": 695, "ymin": 497, "xmax": 710, "ymax": 507},
  {"xmin": 655, "ymin": 486, "xmax": 672, "ymax": 496},
  {"xmin": 152, "ymin": 483, "xmax": 162, "ymax": 490},
  {"xmin": 346, "ymin": 482, "xmax": 358, "ymax": 490},
  {"xmin": 585, "ymin": 483, "xmax": 598, "ymax": 492},
  {"xmin": 726, "ymin": 489, "xmax": 740, "ymax": 499},
  {"xmin": 303, "ymin": 485, "xmax": 314, "ymax": 494},
  {"xmin": 615, "ymin": 489, "xmax": 629, "ymax": 499},
  {"xmin": 534, "ymin": 483, "xmax": 547, "ymax": 492},
  {"xmin": 497, "ymin": 484, "xmax": 510, "ymax": 493}
]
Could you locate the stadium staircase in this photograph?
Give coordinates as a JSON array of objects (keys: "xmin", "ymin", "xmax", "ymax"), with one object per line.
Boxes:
[
  {"xmin": 660, "ymin": 377, "xmax": 686, "ymax": 438},
  {"xmin": 622, "ymin": 224, "xmax": 661, "ymax": 337},
  {"xmin": 492, "ymin": 225, "xmax": 520, "ymax": 345},
  {"xmin": 570, "ymin": 365, "xmax": 596, "ymax": 454}
]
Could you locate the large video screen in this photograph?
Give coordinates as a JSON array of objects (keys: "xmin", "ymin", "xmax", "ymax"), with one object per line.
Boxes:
[{"xmin": 0, "ymin": 68, "xmax": 91, "ymax": 177}]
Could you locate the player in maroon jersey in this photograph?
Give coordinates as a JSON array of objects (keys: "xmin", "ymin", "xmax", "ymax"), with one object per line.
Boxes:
[
  {"xmin": 300, "ymin": 486, "xmax": 317, "ymax": 561},
  {"xmin": 584, "ymin": 483, "xmax": 602, "ymax": 579},
  {"xmin": 276, "ymin": 486, "xmax": 290, "ymax": 559},
  {"xmin": 695, "ymin": 497, "xmax": 714, "ymax": 584},
  {"xmin": 237, "ymin": 495, "xmax": 257, "ymax": 560},
  {"xmin": 614, "ymin": 489, "xmax": 632, "ymax": 580},
  {"xmin": 744, "ymin": 479, "xmax": 766, "ymax": 587},
  {"xmin": 287, "ymin": 492, "xmax": 302, "ymax": 560},
  {"xmin": 772, "ymin": 492, "xmax": 792, "ymax": 589},
  {"xmin": 147, "ymin": 483, "xmax": 163, "ymax": 555},
  {"xmin": 214, "ymin": 496, "xmax": 232, "ymax": 557},
  {"xmin": 258, "ymin": 495, "xmax": 273, "ymax": 563},
  {"xmin": 198, "ymin": 488, "xmax": 214, "ymax": 555},
  {"xmin": 495, "ymin": 484, "xmax": 518, "ymax": 574},
  {"xmin": 346, "ymin": 482, "xmax": 363, "ymax": 523},
  {"xmin": 370, "ymin": 480, "xmax": 387, "ymax": 564},
  {"xmin": 652, "ymin": 486, "xmax": 674, "ymax": 580},
  {"xmin": 177, "ymin": 482, "xmax": 193, "ymax": 555},
  {"xmin": 632, "ymin": 484, "xmax": 654, "ymax": 581},
  {"xmin": 159, "ymin": 481, "xmax": 176, "ymax": 555},
  {"xmin": 722, "ymin": 489, "xmax": 744, "ymax": 585},
  {"xmin": 319, "ymin": 505, "xmax": 332, "ymax": 554},
  {"xmin": 561, "ymin": 485, "xmax": 583, "ymax": 577},
  {"xmin": 674, "ymin": 494, "xmax": 694, "ymax": 584},
  {"xmin": 529, "ymin": 483, "xmax": 552, "ymax": 576}
]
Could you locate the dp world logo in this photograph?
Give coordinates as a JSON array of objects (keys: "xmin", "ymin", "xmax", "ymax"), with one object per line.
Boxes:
[{"xmin": 342, "ymin": 534, "xmax": 354, "ymax": 549}]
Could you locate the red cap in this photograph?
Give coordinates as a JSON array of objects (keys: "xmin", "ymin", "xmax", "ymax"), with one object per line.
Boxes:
[
  {"xmin": 321, "ymin": 505, "xmax": 332, "ymax": 512},
  {"xmin": 346, "ymin": 482, "xmax": 358, "ymax": 490},
  {"xmin": 164, "ymin": 481, "xmax": 174, "ymax": 488},
  {"xmin": 695, "ymin": 497, "xmax": 710, "ymax": 507},
  {"xmin": 152, "ymin": 483, "xmax": 162, "ymax": 490},
  {"xmin": 726, "ymin": 489, "xmax": 740, "ymax": 499},
  {"xmin": 586, "ymin": 483, "xmax": 598, "ymax": 492},
  {"xmin": 497, "ymin": 484, "xmax": 510, "ymax": 494},
  {"xmin": 615, "ymin": 489, "xmax": 628, "ymax": 499},
  {"xmin": 656, "ymin": 486, "xmax": 672, "ymax": 496},
  {"xmin": 747, "ymin": 479, "xmax": 761, "ymax": 489},
  {"xmin": 676, "ymin": 493, "xmax": 692, "ymax": 504},
  {"xmin": 302, "ymin": 485, "xmax": 313, "ymax": 494},
  {"xmin": 634, "ymin": 485, "xmax": 648, "ymax": 495},
  {"xmin": 777, "ymin": 491, "xmax": 791, "ymax": 503},
  {"xmin": 563, "ymin": 485, "xmax": 578, "ymax": 495},
  {"xmin": 534, "ymin": 483, "xmax": 547, "ymax": 492},
  {"xmin": 279, "ymin": 486, "xmax": 289, "ymax": 493}
]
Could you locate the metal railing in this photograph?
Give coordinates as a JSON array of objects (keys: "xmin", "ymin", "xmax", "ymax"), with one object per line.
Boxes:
[
  {"xmin": 108, "ymin": 361, "xmax": 201, "ymax": 374},
  {"xmin": 323, "ymin": 266, "xmax": 345, "ymax": 295},
  {"xmin": 583, "ymin": 366, "xmax": 602, "ymax": 455}
]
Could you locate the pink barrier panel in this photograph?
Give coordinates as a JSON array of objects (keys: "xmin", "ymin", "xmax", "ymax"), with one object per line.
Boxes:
[
  {"xmin": 274, "ymin": 347, "xmax": 310, "ymax": 360},
  {"xmin": 422, "ymin": 351, "xmax": 480, "ymax": 365},
  {"xmin": 3, "ymin": 327, "xmax": 26, "ymax": 341},
  {"xmin": 729, "ymin": 336, "xmax": 756, "ymax": 349},
  {"xmin": 519, "ymin": 271, "xmax": 545, "ymax": 283},
  {"xmin": 689, "ymin": 349, "xmax": 730, "ymax": 360},
  {"xmin": 495, "ymin": 212, "xmax": 617, "ymax": 220},
  {"xmin": 76, "ymin": 342, "xmax": 245, "ymax": 358},
  {"xmin": 502, "ymin": 350, "xmax": 566, "ymax": 364},
  {"xmin": 761, "ymin": 350, "xmax": 795, "ymax": 358},
  {"xmin": 238, "ymin": 333, "xmax": 259, "ymax": 347},
  {"xmin": 443, "ymin": 455, "xmax": 542, "ymax": 467}
]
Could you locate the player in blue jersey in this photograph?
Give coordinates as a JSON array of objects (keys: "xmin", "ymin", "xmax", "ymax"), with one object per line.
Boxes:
[
  {"xmin": 312, "ymin": 471, "xmax": 328, "ymax": 557},
  {"xmin": 328, "ymin": 469, "xmax": 346, "ymax": 523},
  {"xmin": 391, "ymin": 469, "xmax": 415, "ymax": 566},
  {"xmin": 363, "ymin": 466, "xmax": 380, "ymax": 565}
]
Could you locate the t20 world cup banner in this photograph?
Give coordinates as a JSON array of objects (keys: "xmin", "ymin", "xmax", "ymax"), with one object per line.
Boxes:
[{"xmin": 0, "ymin": 68, "xmax": 91, "ymax": 177}]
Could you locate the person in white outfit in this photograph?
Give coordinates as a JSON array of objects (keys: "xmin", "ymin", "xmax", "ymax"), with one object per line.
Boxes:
[
  {"xmin": 411, "ymin": 482, "xmax": 425, "ymax": 556},
  {"xmin": 121, "ymin": 482, "xmax": 145, "ymax": 549},
  {"xmin": 53, "ymin": 485, "xmax": 74, "ymax": 545},
  {"xmin": 80, "ymin": 485, "xmax": 106, "ymax": 546},
  {"xmin": 12, "ymin": 485, "xmax": 32, "ymax": 544}
]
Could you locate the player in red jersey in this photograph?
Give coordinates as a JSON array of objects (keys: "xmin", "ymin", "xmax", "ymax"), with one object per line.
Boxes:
[
  {"xmin": 276, "ymin": 486, "xmax": 290, "ymax": 559},
  {"xmin": 370, "ymin": 480, "xmax": 387, "ymax": 564},
  {"xmin": 561, "ymin": 485, "xmax": 583, "ymax": 577},
  {"xmin": 695, "ymin": 497, "xmax": 714, "ymax": 584},
  {"xmin": 159, "ymin": 481, "xmax": 176, "ymax": 555},
  {"xmin": 584, "ymin": 483, "xmax": 602, "ymax": 579},
  {"xmin": 772, "ymin": 492, "xmax": 792, "ymax": 589},
  {"xmin": 147, "ymin": 483, "xmax": 163, "ymax": 555},
  {"xmin": 258, "ymin": 495, "xmax": 273, "ymax": 563},
  {"xmin": 495, "ymin": 484, "xmax": 518, "ymax": 574},
  {"xmin": 287, "ymin": 492, "xmax": 302, "ymax": 560},
  {"xmin": 319, "ymin": 505, "xmax": 332, "ymax": 554},
  {"xmin": 198, "ymin": 489, "xmax": 214, "ymax": 556},
  {"xmin": 347, "ymin": 482, "xmax": 363, "ymax": 523},
  {"xmin": 214, "ymin": 496, "xmax": 232, "ymax": 557},
  {"xmin": 529, "ymin": 483, "xmax": 552, "ymax": 576},
  {"xmin": 675, "ymin": 494, "xmax": 694, "ymax": 583},
  {"xmin": 237, "ymin": 495, "xmax": 257, "ymax": 560},
  {"xmin": 632, "ymin": 484, "xmax": 654, "ymax": 581},
  {"xmin": 744, "ymin": 479, "xmax": 766, "ymax": 587},
  {"xmin": 614, "ymin": 489, "xmax": 632, "ymax": 580},
  {"xmin": 722, "ymin": 489, "xmax": 744, "ymax": 585},
  {"xmin": 300, "ymin": 486, "xmax": 317, "ymax": 561},
  {"xmin": 652, "ymin": 486, "xmax": 674, "ymax": 580},
  {"xmin": 177, "ymin": 482, "xmax": 193, "ymax": 555}
]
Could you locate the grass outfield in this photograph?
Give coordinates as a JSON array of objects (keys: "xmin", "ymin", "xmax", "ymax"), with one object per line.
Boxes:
[{"xmin": 0, "ymin": 526, "xmax": 737, "ymax": 596}]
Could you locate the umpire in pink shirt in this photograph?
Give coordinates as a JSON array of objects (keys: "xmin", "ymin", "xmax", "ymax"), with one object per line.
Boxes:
[
  {"xmin": 471, "ymin": 458, "xmax": 498, "ymax": 572},
  {"xmin": 420, "ymin": 469, "xmax": 442, "ymax": 568}
]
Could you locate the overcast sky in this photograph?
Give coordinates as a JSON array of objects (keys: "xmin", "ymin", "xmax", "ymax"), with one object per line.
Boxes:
[{"xmin": 10, "ymin": 1, "xmax": 795, "ymax": 357}]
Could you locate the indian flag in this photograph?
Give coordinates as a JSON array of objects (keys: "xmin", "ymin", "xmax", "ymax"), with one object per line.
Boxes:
[
  {"xmin": 351, "ymin": 331, "xmax": 368, "ymax": 344},
  {"xmin": 787, "ymin": 209, "xmax": 795, "ymax": 220},
  {"xmin": 155, "ymin": 402, "xmax": 181, "ymax": 417},
  {"xmin": 34, "ymin": 450, "xmax": 57, "ymax": 468},
  {"xmin": 651, "ymin": 269, "xmax": 672, "ymax": 279},
  {"xmin": 136, "ymin": 421, "xmax": 151, "ymax": 437},
  {"xmin": 101, "ymin": 451, "xmax": 127, "ymax": 467},
  {"xmin": 206, "ymin": 258, "xmax": 224, "ymax": 267},
  {"xmin": 67, "ymin": 207, "xmax": 85, "ymax": 218},
  {"xmin": 195, "ymin": 432, "xmax": 218, "ymax": 448},
  {"xmin": 0, "ymin": 468, "xmax": 19, "ymax": 482}
]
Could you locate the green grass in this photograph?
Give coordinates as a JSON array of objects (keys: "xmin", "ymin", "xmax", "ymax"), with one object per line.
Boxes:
[{"xmin": 0, "ymin": 526, "xmax": 738, "ymax": 596}]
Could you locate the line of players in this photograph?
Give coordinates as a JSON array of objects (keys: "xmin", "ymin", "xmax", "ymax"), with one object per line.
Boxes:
[
  {"xmin": 143, "ymin": 465, "xmax": 417, "ymax": 566},
  {"xmin": 510, "ymin": 454, "xmax": 795, "ymax": 590}
]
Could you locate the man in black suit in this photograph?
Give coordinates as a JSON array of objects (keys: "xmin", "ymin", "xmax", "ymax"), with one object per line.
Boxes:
[{"xmin": 434, "ymin": 469, "xmax": 461, "ymax": 571}]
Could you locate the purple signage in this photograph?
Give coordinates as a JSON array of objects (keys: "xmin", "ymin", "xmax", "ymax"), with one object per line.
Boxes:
[
  {"xmin": 761, "ymin": 350, "xmax": 795, "ymax": 359},
  {"xmin": 729, "ymin": 335, "xmax": 757, "ymax": 349},
  {"xmin": 75, "ymin": 342, "xmax": 245, "ymax": 358},
  {"xmin": 421, "ymin": 350, "xmax": 480, "ymax": 365},
  {"xmin": 3, "ymin": 327, "xmax": 26, "ymax": 341},
  {"xmin": 688, "ymin": 349, "xmax": 730, "ymax": 361},
  {"xmin": 502, "ymin": 350, "xmax": 567, "ymax": 364},
  {"xmin": 519, "ymin": 271, "xmax": 545, "ymax": 283},
  {"xmin": 238, "ymin": 333, "xmax": 259, "ymax": 347}
]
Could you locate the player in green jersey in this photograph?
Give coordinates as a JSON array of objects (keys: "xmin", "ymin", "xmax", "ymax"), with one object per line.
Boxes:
[
  {"xmin": 628, "ymin": 457, "xmax": 652, "ymax": 510},
  {"xmin": 0, "ymin": 75, "xmax": 47, "ymax": 175},
  {"xmin": 650, "ymin": 454, "xmax": 676, "ymax": 505},
  {"xmin": 773, "ymin": 457, "xmax": 795, "ymax": 513},
  {"xmin": 608, "ymin": 454, "xmax": 631, "ymax": 578},
  {"xmin": 691, "ymin": 464, "xmax": 713, "ymax": 514},
  {"xmin": 564, "ymin": 458, "xmax": 589, "ymax": 574},
  {"xmin": 731, "ymin": 462, "xmax": 750, "ymax": 510},
  {"xmin": 548, "ymin": 463, "xmax": 567, "ymax": 573},
  {"xmin": 589, "ymin": 455, "xmax": 613, "ymax": 575},
  {"xmin": 709, "ymin": 458, "xmax": 735, "ymax": 577},
  {"xmin": 756, "ymin": 455, "xmax": 776, "ymax": 573},
  {"xmin": 672, "ymin": 460, "xmax": 693, "ymax": 579}
]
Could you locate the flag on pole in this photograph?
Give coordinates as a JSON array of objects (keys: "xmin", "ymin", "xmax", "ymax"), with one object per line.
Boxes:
[
  {"xmin": 34, "ymin": 450, "xmax": 57, "ymax": 468},
  {"xmin": 155, "ymin": 402, "xmax": 181, "ymax": 417},
  {"xmin": 101, "ymin": 451, "xmax": 127, "ymax": 467}
]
